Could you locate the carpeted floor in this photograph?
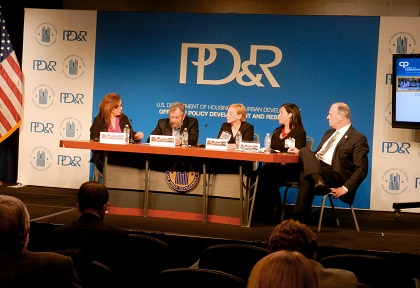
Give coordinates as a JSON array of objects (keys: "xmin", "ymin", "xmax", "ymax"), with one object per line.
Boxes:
[{"xmin": 2, "ymin": 183, "xmax": 420, "ymax": 277}]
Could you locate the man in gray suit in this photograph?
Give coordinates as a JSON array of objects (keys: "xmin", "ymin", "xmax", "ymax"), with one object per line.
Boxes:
[
  {"xmin": 288, "ymin": 102, "xmax": 369, "ymax": 223},
  {"xmin": 0, "ymin": 195, "xmax": 80, "ymax": 288},
  {"xmin": 268, "ymin": 219, "xmax": 358, "ymax": 288}
]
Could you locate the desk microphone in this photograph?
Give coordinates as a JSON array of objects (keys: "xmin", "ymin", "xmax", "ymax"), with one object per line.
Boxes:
[
  {"xmin": 197, "ymin": 123, "xmax": 208, "ymax": 147},
  {"xmin": 129, "ymin": 118, "xmax": 134, "ymax": 143}
]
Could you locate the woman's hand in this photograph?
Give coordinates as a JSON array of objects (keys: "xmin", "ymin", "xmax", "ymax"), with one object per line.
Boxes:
[
  {"xmin": 287, "ymin": 147, "xmax": 300, "ymax": 154},
  {"xmin": 134, "ymin": 131, "xmax": 144, "ymax": 141}
]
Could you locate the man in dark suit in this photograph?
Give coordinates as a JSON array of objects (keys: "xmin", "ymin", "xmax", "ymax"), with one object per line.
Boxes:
[
  {"xmin": 147, "ymin": 102, "xmax": 199, "ymax": 146},
  {"xmin": 287, "ymin": 102, "xmax": 369, "ymax": 223},
  {"xmin": 0, "ymin": 195, "xmax": 81, "ymax": 288},
  {"xmin": 51, "ymin": 181, "xmax": 129, "ymax": 281}
]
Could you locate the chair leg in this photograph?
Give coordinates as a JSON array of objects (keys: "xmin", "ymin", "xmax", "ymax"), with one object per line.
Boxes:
[
  {"xmin": 280, "ymin": 187, "xmax": 289, "ymax": 222},
  {"xmin": 93, "ymin": 169, "xmax": 102, "ymax": 182},
  {"xmin": 350, "ymin": 205, "xmax": 360, "ymax": 232},
  {"xmin": 317, "ymin": 195, "xmax": 328, "ymax": 232},
  {"xmin": 327, "ymin": 194, "xmax": 340, "ymax": 227},
  {"xmin": 248, "ymin": 174, "xmax": 259, "ymax": 227}
]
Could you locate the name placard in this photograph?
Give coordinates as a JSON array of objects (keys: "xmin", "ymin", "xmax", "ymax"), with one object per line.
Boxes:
[
  {"xmin": 205, "ymin": 138, "xmax": 228, "ymax": 150},
  {"xmin": 100, "ymin": 132, "xmax": 126, "ymax": 144},
  {"xmin": 149, "ymin": 135, "xmax": 176, "ymax": 147},
  {"xmin": 239, "ymin": 141, "xmax": 260, "ymax": 152}
]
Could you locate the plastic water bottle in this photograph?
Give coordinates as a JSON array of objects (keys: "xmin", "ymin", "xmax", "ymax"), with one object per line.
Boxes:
[
  {"xmin": 124, "ymin": 124, "xmax": 130, "ymax": 144},
  {"xmin": 182, "ymin": 128, "xmax": 188, "ymax": 147},
  {"xmin": 264, "ymin": 133, "xmax": 271, "ymax": 153},
  {"xmin": 235, "ymin": 131, "xmax": 242, "ymax": 150}
]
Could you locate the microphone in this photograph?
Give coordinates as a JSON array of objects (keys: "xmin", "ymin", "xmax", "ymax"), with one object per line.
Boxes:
[
  {"xmin": 197, "ymin": 123, "xmax": 208, "ymax": 147},
  {"xmin": 129, "ymin": 118, "xmax": 134, "ymax": 143}
]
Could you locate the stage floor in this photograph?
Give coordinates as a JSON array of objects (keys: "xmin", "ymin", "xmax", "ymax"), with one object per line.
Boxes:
[{"xmin": 1, "ymin": 183, "xmax": 420, "ymax": 276}]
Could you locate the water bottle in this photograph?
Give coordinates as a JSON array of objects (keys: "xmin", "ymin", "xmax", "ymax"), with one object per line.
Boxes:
[
  {"xmin": 235, "ymin": 131, "xmax": 242, "ymax": 150},
  {"xmin": 124, "ymin": 124, "xmax": 130, "ymax": 144},
  {"xmin": 264, "ymin": 133, "xmax": 271, "ymax": 153},
  {"xmin": 182, "ymin": 128, "xmax": 188, "ymax": 147}
]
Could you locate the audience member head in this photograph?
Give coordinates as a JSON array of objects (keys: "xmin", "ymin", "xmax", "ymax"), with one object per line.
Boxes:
[
  {"xmin": 279, "ymin": 103, "xmax": 304, "ymax": 129},
  {"xmin": 268, "ymin": 219, "xmax": 318, "ymax": 260},
  {"xmin": 227, "ymin": 103, "xmax": 247, "ymax": 124},
  {"xmin": 77, "ymin": 181, "xmax": 110, "ymax": 220},
  {"xmin": 97, "ymin": 93, "xmax": 123, "ymax": 127},
  {"xmin": 168, "ymin": 102, "xmax": 186, "ymax": 130},
  {"xmin": 0, "ymin": 195, "xmax": 30, "ymax": 252},
  {"xmin": 247, "ymin": 250, "xmax": 319, "ymax": 288}
]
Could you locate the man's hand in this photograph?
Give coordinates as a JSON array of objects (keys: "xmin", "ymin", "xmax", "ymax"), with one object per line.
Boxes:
[{"xmin": 330, "ymin": 186, "xmax": 347, "ymax": 198}]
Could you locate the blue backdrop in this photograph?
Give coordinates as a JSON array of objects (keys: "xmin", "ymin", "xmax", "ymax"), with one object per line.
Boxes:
[{"xmin": 93, "ymin": 12, "xmax": 379, "ymax": 208}]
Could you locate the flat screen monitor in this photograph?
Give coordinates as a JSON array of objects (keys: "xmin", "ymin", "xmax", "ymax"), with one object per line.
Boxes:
[{"xmin": 392, "ymin": 54, "xmax": 420, "ymax": 129}]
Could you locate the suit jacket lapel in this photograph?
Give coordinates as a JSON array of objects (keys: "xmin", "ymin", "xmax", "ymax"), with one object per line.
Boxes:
[
  {"xmin": 316, "ymin": 130, "xmax": 335, "ymax": 152},
  {"xmin": 336, "ymin": 125, "xmax": 354, "ymax": 148},
  {"xmin": 164, "ymin": 122, "xmax": 173, "ymax": 136}
]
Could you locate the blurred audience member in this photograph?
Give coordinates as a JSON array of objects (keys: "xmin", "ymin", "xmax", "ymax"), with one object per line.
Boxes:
[
  {"xmin": 248, "ymin": 250, "xmax": 319, "ymax": 288},
  {"xmin": 268, "ymin": 219, "xmax": 358, "ymax": 288},
  {"xmin": 51, "ymin": 181, "xmax": 129, "ymax": 279},
  {"xmin": 0, "ymin": 195, "xmax": 80, "ymax": 288}
]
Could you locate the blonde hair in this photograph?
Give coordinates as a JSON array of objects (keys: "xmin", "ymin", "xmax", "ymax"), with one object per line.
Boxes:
[
  {"xmin": 247, "ymin": 250, "xmax": 319, "ymax": 288},
  {"xmin": 229, "ymin": 103, "xmax": 247, "ymax": 122}
]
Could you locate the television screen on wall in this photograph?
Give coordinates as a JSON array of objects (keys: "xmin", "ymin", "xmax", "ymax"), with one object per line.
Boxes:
[{"xmin": 392, "ymin": 54, "xmax": 420, "ymax": 129}]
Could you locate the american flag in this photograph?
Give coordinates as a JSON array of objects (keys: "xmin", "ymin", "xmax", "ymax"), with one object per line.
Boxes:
[{"xmin": 0, "ymin": 9, "xmax": 23, "ymax": 143}]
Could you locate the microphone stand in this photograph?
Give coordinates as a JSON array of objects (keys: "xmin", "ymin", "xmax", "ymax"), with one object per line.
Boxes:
[
  {"xmin": 197, "ymin": 123, "xmax": 208, "ymax": 147},
  {"xmin": 129, "ymin": 118, "xmax": 134, "ymax": 143}
]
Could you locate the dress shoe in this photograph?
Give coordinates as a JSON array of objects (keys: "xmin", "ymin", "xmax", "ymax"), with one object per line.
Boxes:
[{"xmin": 314, "ymin": 181, "xmax": 331, "ymax": 195}]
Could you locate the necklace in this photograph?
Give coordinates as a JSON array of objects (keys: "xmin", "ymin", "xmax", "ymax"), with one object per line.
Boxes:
[{"xmin": 281, "ymin": 128, "xmax": 289, "ymax": 138}]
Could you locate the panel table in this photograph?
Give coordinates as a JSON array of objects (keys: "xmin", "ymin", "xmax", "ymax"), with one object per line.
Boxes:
[{"xmin": 60, "ymin": 140, "xmax": 299, "ymax": 227}]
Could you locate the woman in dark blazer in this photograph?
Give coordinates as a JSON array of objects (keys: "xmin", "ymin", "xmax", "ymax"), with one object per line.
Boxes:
[
  {"xmin": 211, "ymin": 103, "xmax": 254, "ymax": 174},
  {"xmin": 253, "ymin": 103, "xmax": 307, "ymax": 223},
  {"xmin": 217, "ymin": 103, "xmax": 254, "ymax": 143},
  {"xmin": 90, "ymin": 92, "xmax": 144, "ymax": 142},
  {"xmin": 89, "ymin": 93, "xmax": 145, "ymax": 172}
]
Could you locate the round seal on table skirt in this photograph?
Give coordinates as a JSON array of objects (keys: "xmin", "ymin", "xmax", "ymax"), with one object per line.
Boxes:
[{"xmin": 165, "ymin": 160, "xmax": 200, "ymax": 192}]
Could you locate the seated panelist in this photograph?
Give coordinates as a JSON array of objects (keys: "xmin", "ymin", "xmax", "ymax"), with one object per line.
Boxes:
[
  {"xmin": 147, "ymin": 102, "xmax": 199, "ymax": 146},
  {"xmin": 290, "ymin": 102, "xmax": 369, "ymax": 224},
  {"xmin": 90, "ymin": 92, "xmax": 144, "ymax": 142},
  {"xmin": 217, "ymin": 103, "xmax": 254, "ymax": 143},
  {"xmin": 89, "ymin": 93, "xmax": 145, "ymax": 172},
  {"xmin": 253, "ymin": 103, "xmax": 306, "ymax": 223},
  {"xmin": 210, "ymin": 103, "xmax": 254, "ymax": 174}
]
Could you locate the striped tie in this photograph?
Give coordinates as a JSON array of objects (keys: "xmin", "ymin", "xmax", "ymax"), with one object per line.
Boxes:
[{"xmin": 316, "ymin": 131, "xmax": 339, "ymax": 160}]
